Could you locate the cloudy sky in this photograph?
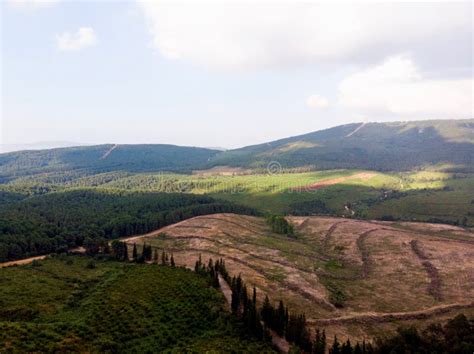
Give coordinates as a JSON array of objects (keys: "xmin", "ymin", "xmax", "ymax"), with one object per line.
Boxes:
[{"xmin": 1, "ymin": 0, "xmax": 472, "ymax": 149}]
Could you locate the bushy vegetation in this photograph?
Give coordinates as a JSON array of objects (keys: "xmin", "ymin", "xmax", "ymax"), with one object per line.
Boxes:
[
  {"xmin": 0, "ymin": 256, "xmax": 275, "ymax": 353},
  {"xmin": 266, "ymin": 215, "xmax": 295, "ymax": 236},
  {"xmin": 0, "ymin": 189, "xmax": 258, "ymax": 262},
  {"xmin": 373, "ymin": 314, "xmax": 474, "ymax": 354}
]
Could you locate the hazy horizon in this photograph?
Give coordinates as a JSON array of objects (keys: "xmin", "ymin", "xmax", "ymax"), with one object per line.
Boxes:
[{"xmin": 1, "ymin": 0, "xmax": 472, "ymax": 149}]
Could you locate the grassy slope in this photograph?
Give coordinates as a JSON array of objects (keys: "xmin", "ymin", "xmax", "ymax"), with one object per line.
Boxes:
[
  {"xmin": 0, "ymin": 256, "xmax": 274, "ymax": 353},
  {"xmin": 2, "ymin": 168, "xmax": 473, "ymax": 226},
  {"xmin": 85, "ymin": 169, "xmax": 474, "ymax": 226},
  {"xmin": 210, "ymin": 119, "xmax": 474, "ymax": 171}
]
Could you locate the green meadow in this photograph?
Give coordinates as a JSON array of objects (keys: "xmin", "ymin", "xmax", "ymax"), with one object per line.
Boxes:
[
  {"xmin": 96, "ymin": 169, "xmax": 474, "ymax": 226},
  {"xmin": 3, "ymin": 168, "xmax": 473, "ymax": 227}
]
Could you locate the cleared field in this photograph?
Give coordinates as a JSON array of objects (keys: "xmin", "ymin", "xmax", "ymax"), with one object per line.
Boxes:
[
  {"xmin": 6, "ymin": 168, "xmax": 473, "ymax": 226},
  {"xmin": 128, "ymin": 213, "xmax": 474, "ymax": 343},
  {"xmin": 82, "ymin": 169, "xmax": 474, "ymax": 226}
]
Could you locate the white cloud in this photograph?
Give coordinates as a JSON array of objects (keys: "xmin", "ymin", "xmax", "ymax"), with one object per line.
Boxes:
[
  {"xmin": 306, "ymin": 94, "xmax": 329, "ymax": 109},
  {"xmin": 8, "ymin": 0, "xmax": 60, "ymax": 8},
  {"xmin": 56, "ymin": 27, "xmax": 98, "ymax": 52},
  {"xmin": 338, "ymin": 55, "xmax": 473, "ymax": 118},
  {"xmin": 136, "ymin": 1, "xmax": 471, "ymax": 71}
]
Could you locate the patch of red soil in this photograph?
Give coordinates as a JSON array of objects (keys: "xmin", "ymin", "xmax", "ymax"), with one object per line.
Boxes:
[{"xmin": 294, "ymin": 172, "xmax": 376, "ymax": 191}]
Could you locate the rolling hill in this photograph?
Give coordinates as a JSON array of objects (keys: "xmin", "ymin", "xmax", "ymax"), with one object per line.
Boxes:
[
  {"xmin": 1, "ymin": 120, "xmax": 473, "ymax": 183},
  {"xmin": 0, "ymin": 144, "xmax": 219, "ymax": 182},
  {"xmin": 210, "ymin": 119, "xmax": 474, "ymax": 171},
  {"xmin": 127, "ymin": 213, "xmax": 474, "ymax": 344}
]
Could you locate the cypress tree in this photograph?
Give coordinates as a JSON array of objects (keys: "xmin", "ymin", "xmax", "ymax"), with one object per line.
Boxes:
[
  {"xmin": 322, "ymin": 330, "xmax": 327, "ymax": 353},
  {"xmin": 132, "ymin": 243, "xmax": 138, "ymax": 261},
  {"xmin": 314, "ymin": 329, "xmax": 326, "ymax": 354},
  {"xmin": 354, "ymin": 343, "xmax": 362, "ymax": 354},
  {"xmin": 123, "ymin": 242, "xmax": 129, "ymax": 261},
  {"xmin": 330, "ymin": 335, "xmax": 341, "ymax": 354},
  {"xmin": 252, "ymin": 285, "xmax": 257, "ymax": 306},
  {"xmin": 341, "ymin": 339, "xmax": 353, "ymax": 354},
  {"xmin": 161, "ymin": 250, "xmax": 167, "ymax": 265},
  {"xmin": 261, "ymin": 295, "xmax": 273, "ymax": 324},
  {"xmin": 153, "ymin": 249, "xmax": 158, "ymax": 263},
  {"xmin": 170, "ymin": 253, "xmax": 175, "ymax": 267},
  {"xmin": 277, "ymin": 300, "xmax": 286, "ymax": 336}
]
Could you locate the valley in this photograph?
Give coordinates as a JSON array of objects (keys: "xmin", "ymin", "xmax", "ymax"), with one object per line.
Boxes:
[{"xmin": 1, "ymin": 119, "xmax": 473, "ymax": 352}]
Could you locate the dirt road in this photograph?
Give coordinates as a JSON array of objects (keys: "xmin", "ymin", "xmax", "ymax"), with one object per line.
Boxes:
[
  {"xmin": 308, "ymin": 302, "xmax": 474, "ymax": 325},
  {"xmin": 0, "ymin": 247, "xmax": 86, "ymax": 268}
]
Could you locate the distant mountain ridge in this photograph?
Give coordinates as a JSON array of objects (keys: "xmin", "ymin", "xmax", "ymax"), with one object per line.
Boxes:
[
  {"xmin": 0, "ymin": 144, "xmax": 219, "ymax": 182},
  {"xmin": 210, "ymin": 119, "xmax": 474, "ymax": 171},
  {"xmin": 0, "ymin": 119, "xmax": 473, "ymax": 181}
]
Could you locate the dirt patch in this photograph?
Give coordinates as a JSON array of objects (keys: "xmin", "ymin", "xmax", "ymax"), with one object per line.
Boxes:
[
  {"xmin": 0, "ymin": 247, "xmax": 86, "ymax": 268},
  {"xmin": 192, "ymin": 166, "xmax": 254, "ymax": 176},
  {"xmin": 308, "ymin": 302, "xmax": 474, "ymax": 325},
  {"xmin": 294, "ymin": 172, "xmax": 376, "ymax": 191}
]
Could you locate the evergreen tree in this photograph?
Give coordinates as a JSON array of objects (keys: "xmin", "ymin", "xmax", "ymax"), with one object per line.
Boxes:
[
  {"xmin": 330, "ymin": 336, "xmax": 341, "ymax": 354},
  {"xmin": 161, "ymin": 250, "xmax": 167, "ymax": 265},
  {"xmin": 341, "ymin": 339, "xmax": 353, "ymax": 354},
  {"xmin": 276, "ymin": 300, "xmax": 286, "ymax": 336},
  {"xmin": 353, "ymin": 343, "xmax": 362, "ymax": 354},
  {"xmin": 252, "ymin": 285, "xmax": 257, "ymax": 306},
  {"xmin": 314, "ymin": 329, "xmax": 326, "ymax": 354},
  {"xmin": 322, "ymin": 331, "xmax": 327, "ymax": 354},
  {"xmin": 132, "ymin": 243, "xmax": 138, "ymax": 261},
  {"xmin": 261, "ymin": 295, "xmax": 273, "ymax": 324},
  {"xmin": 170, "ymin": 253, "xmax": 175, "ymax": 267},
  {"xmin": 123, "ymin": 242, "xmax": 129, "ymax": 261},
  {"xmin": 153, "ymin": 249, "xmax": 158, "ymax": 263}
]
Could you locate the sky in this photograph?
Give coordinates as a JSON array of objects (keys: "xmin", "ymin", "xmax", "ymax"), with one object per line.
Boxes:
[{"xmin": 1, "ymin": 0, "xmax": 472, "ymax": 149}]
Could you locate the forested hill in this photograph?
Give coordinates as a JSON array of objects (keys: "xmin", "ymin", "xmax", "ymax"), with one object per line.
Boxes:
[
  {"xmin": 0, "ymin": 189, "xmax": 258, "ymax": 262},
  {"xmin": 1, "ymin": 120, "xmax": 474, "ymax": 180},
  {"xmin": 0, "ymin": 144, "xmax": 219, "ymax": 182},
  {"xmin": 210, "ymin": 119, "xmax": 474, "ymax": 171}
]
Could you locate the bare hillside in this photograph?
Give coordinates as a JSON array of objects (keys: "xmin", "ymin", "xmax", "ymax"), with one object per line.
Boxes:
[{"xmin": 126, "ymin": 213, "xmax": 474, "ymax": 342}]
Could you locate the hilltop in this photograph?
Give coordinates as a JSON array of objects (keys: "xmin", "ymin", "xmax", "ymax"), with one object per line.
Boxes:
[
  {"xmin": 0, "ymin": 144, "xmax": 218, "ymax": 182},
  {"xmin": 210, "ymin": 119, "xmax": 474, "ymax": 171},
  {"xmin": 1, "ymin": 120, "xmax": 473, "ymax": 183}
]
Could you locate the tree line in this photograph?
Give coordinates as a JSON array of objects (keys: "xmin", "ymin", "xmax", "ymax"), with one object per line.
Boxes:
[
  {"xmin": 0, "ymin": 189, "xmax": 258, "ymax": 262},
  {"xmin": 82, "ymin": 242, "xmax": 473, "ymax": 353}
]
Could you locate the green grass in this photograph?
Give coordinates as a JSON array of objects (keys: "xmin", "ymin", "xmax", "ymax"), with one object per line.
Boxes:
[
  {"xmin": 4, "ymin": 168, "xmax": 473, "ymax": 226},
  {"xmin": 0, "ymin": 256, "xmax": 274, "ymax": 353}
]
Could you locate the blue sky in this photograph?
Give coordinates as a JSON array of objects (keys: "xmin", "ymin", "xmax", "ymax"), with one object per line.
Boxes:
[{"xmin": 1, "ymin": 1, "xmax": 472, "ymax": 149}]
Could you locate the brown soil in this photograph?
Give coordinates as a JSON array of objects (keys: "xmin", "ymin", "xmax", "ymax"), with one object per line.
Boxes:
[
  {"xmin": 113, "ymin": 213, "xmax": 474, "ymax": 343},
  {"xmin": 294, "ymin": 172, "xmax": 376, "ymax": 191},
  {"xmin": 0, "ymin": 247, "xmax": 86, "ymax": 268}
]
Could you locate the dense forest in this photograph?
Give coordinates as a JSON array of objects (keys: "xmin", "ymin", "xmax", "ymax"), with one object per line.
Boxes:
[
  {"xmin": 0, "ymin": 144, "xmax": 218, "ymax": 182},
  {"xmin": 0, "ymin": 189, "xmax": 258, "ymax": 262},
  {"xmin": 0, "ymin": 256, "xmax": 274, "ymax": 352}
]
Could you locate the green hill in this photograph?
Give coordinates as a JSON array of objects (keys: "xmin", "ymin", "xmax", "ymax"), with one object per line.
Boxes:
[
  {"xmin": 1, "ymin": 120, "xmax": 473, "ymax": 181},
  {"xmin": 0, "ymin": 256, "xmax": 274, "ymax": 352},
  {"xmin": 210, "ymin": 119, "xmax": 474, "ymax": 171},
  {"xmin": 0, "ymin": 144, "xmax": 219, "ymax": 182}
]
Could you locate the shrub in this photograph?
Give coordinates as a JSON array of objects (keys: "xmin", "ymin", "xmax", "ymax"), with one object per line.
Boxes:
[{"xmin": 86, "ymin": 260, "xmax": 96, "ymax": 269}]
